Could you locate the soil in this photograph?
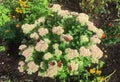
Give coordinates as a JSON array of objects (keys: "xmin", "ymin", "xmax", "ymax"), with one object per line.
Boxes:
[{"xmin": 102, "ymin": 43, "xmax": 120, "ymax": 82}]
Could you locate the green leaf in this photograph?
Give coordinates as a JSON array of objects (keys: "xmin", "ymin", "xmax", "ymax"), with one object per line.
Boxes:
[{"xmin": 0, "ymin": 46, "xmax": 5, "ymax": 51}]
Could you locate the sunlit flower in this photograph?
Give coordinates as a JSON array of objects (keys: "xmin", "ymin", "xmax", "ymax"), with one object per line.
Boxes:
[
  {"xmin": 22, "ymin": 47, "xmax": 33, "ymax": 58},
  {"xmin": 52, "ymin": 26, "xmax": 64, "ymax": 35},
  {"xmin": 27, "ymin": 61, "xmax": 39, "ymax": 74},
  {"xmin": 45, "ymin": 60, "xmax": 58, "ymax": 77},
  {"xmin": 40, "ymin": 61, "xmax": 46, "ymax": 70},
  {"xmin": 80, "ymin": 35, "xmax": 89, "ymax": 44},
  {"xmin": 34, "ymin": 17, "xmax": 45, "ymax": 25},
  {"xmin": 21, "ymin": 24, "xmax": 36, "ymax": 34},
  {"xmin": 38, "ymin": 28, "xmax": 49, "ymax": 36},
  {"xmin": 68, "ymin": 61, "xmax": 78, "ymax": 72},
  {"xmin": 96, "ymin": 29, "xmax": 104, "ymax": 38},
  {"xmin": 90, "ymin": 68, "xmax": 95, "ymax": 74},
  {"xmin": 66, "ymin": 48, "xmax": 79, "ymax": 60},
  {"xmin": 58, "ymin": 10, "xmax": 70, "ymax": 16},
  {"xmin": 89, "ymin": 45, "xmax": 103, "ymax": 60},
  {"xmin": 70, "ymin": 11, "xmax": 79, "ymax": 16},
  {"xmin": 55, "ymin": 49, "xmax": 62, "ymax": 56},
  {"xmin": 77, "ymin": 13, "xmax": 89, "ymax": 25},
  {"xmin": 90, "ymin": 35, "xmax": 101, "ymax": 44},
  {"xmin": 60, "ymin": 34, "xmax": 73, "ymax": 43},
  {"xmin": 50, "ymin": 4, "xmax": 61, "ymax": 12},
  {"xmin": 30, "ymin": 32, "xmax": 39, "ymax": 40},
  {"xmin": 35, "ymin": 40, "xmax": 48, "ymax": 52},
  {"xmin": 19, "ymin": 44, "xmax": 27, "ymax": 51},
  {"xmin": 53, "ymin": 43, "xmax": 59, "ymax": 49},
  {"xmin": 15, "ymin": 7, "xmax": 22, "ymax": 14},
  {"xmin": 18, "ymin": 61, "xmax": 25, "ymax": 72},
  {"xmin": 18, "ymin": 61, "xmax": 25, "ymax": 66},
  {"xmin": 43, "ymin": 52, "xmax": 52, "ymax": 60},
  {"xmin": 99, "ymin": 77, "xmax": 105, "ymax": 82},
  {"xmin": 19, "ymin": 0, "xmax": 27, "ymax": 7},
  {"xmin": 87, "ymin": 21, "xmax": 98, "ymax": 32},
  {"xmin": 79, "ymin": 46, "xmax": 91, "ymax": 56},
  {"xmin": 96, "ymin": 69, "xmax": 101, "ymax": 75},
  {"xmin": 44, "ymin": 38, "xmax": 51, "ymax": 44}
]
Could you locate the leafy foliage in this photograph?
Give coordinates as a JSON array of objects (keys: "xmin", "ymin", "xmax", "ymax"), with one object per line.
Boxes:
[
  {"xmin": 0, "ymin": 4, "xmax": 10, "ymax": 26},
  {"xmin": 101, "ymin": 21, "xmax": 120, "ymax": 45}
]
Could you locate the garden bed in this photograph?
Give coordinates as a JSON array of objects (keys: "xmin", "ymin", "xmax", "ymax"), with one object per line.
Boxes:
[
  {"xmin": 0, "ymin": 42, "xmax": 120, "ymax": 82},
  {"xmin": 0, "ymin": 0, "xmax": 120, "ymax": 82}
]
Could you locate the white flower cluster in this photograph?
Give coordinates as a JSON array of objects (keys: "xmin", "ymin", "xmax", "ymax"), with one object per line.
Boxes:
[
  {"xmin": 69, "ymin": 61, "xmax": 78, "ymax": 72},
  {"xmin": 87, "ymin": 21, "xmax": 104, "ymax": 38},
  {"xmin": 30, "ymin": 32, "xmax": 39, "ymax": 40},
  {"xmin": 65, "ymin": 48, "xmax": 79, "ymax": 60},
  {"xmin": 38, "ymin": 28, "xmax": 49, "ymax": 36},
  {"xmin": 52, "ymin": 26, "xmax": 64, "ymax": 35},
  {"xmin": 77, "ymin": 13, "xmax": 89, "ymax": 25},
  {"xmin": 27, "ymin": 61, "xmax": 39, "ymax": 74},
  {"xmin": 34, "ymin": 17, "xmax": 45, "ymax": 25},
  {"xmin": 21, "ymin": 17, "xmax": 45, "ymax": 34},
  {"xmin": 89, "ymin": 45, "xmax": 103, "ymax": 63},
  {"xmin": 19, "ymin": 6, "xmax": 105, "ymax": 79},
  {"xmin": 35, "ymin": 40, "xmax": 48, "ymax": 52},
  {"xmin": 18, "ymin": 61, "xmax": 25, "ymax": 72},
  {"xmin": 60, "ymin": 34, "xmax": 73, "ymax": 44},
  {"xmin": 80, "ymin": 35, "xmax": 89, "ymax": 44},
  {"xmin": 79, "ymin": 45, "xmax": 103, "ymax": 63},
  {"xmin": 50, "ymin": 4, "xmax": 70, "ymax": 16},
  {"xmin": 43, "ymin": 52, "xmax": 52, "ymax": 60},
  {"xmin": 19, "ymin": 45, "xmax": 34, "ymax": 59},
  {"xmin": 21, "ymin": 24, "xmax": 36, "ymax": 34},
  {"xmin": 51, "ymin": 4, "xmax": 104, "ymax": 38}
]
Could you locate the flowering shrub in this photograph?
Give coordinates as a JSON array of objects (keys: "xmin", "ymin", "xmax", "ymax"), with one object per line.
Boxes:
[{"xmin": 17, "ymin": 4, "xmax": 107, "ymax": 82}]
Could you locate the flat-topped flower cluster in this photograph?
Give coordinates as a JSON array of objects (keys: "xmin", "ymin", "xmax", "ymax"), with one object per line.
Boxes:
[{"xmin": 18, "ymin": 4, "xmax": 105, "ymax": 82}]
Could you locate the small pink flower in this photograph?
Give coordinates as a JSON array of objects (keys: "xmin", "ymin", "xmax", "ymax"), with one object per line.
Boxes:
[
  {"xmin": 89, "ymin": 45, "xmax": 103, "ymax": 59},
  {"xmin": 52, "ymin": 26, "xmax": 64, "ymax": 35},
  {"xmin": 79, "ymin": 47, "xmax": 91, "ymax": 56},
  {"xmin": 18, "ymin": 61, "xmax": 25, "ymax": 72},
  {"xmin": 19, "ymin": 44, "xmax": 27, "ymax": 51},
  {"xmin": 38, "ymin": 28, "xmax": 48, "ymax": 36},
  {"xmin": 22, "ymin": 47, "xmax": 33, "ymax": 58},
  {"xmin": 60, "ymin": 34, "xmax": 73, "ymax": 43},
  {"xmin": 27, "ymin": 61, "xmax": 39, "ymax": 74},
  {"xmin": 30, "ymin": 32, "xmax": 39, "ymax": 40},
  {"xmin": 65, "ymin": 48, "xmax": 78, "ymax": 60},
  {"xmin": 68, "ymin": 61, "xmax": 78, "ymax": 72},
  {"xmin": 90, "ymin": 35, "xmax": 101, "ymax": 44},
  {"xmin": 35, "ymin": 40, "xmax": 48, "ymax": 52},
  {"xmin": 18, "ymin": 61, "xmax": 25, "ymax": 67}
]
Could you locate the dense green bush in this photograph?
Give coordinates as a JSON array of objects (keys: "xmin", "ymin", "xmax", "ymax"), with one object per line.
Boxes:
[
  {"xmin": 0, "ymin": 4, "xmax": 10, "ymax": 26},
  {"xmin": 0, "ymin": 0, "xmax": 51, "ymax": 42},
  {"xmin": 2, "ymin": 0, "xmax": 51, "ymax": 23}
]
